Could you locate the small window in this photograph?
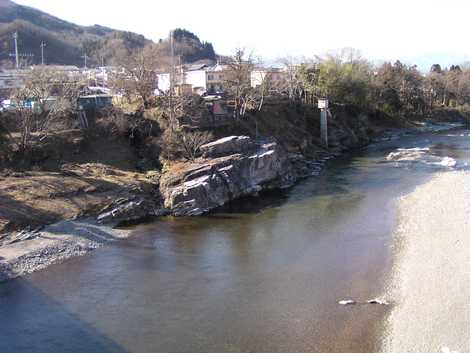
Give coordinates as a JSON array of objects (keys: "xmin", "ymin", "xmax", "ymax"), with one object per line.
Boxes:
[{"xmin": 208, "ymin": 74, "xmax": 214, "ymax": 80}]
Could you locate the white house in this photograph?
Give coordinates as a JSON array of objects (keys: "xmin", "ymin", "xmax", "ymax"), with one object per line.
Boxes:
[
  {"xmin": 157, "ymin": 64, "xmax": 207, "ymax": 94},
  {"xmin": 251, "ymin": 68, "xmax": 287, "ymax": 88},
  {"xmin": 205, "ymin": 64, "xmax": 230, "ymax": 92},
  {"xmin": 185, "ymin": 67, "xmax": 208, "ymax": 94},
  {"xmin": 157, "ymin": 63, "xmax": 233, "ymax": 95},
  {"xmin": 83, "ymin": 66, "xmax": 115, "ymax": 87}
]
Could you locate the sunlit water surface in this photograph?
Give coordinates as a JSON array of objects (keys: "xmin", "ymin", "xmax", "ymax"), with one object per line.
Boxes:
[{"xmin": 2, "ymin": 128, "xmax": 470, "ymax": 353}]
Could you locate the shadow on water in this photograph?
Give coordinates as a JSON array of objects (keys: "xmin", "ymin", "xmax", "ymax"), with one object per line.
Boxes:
[
  {"xmin": 212, "ymin": 189, "xmax": 291, "ymax": 215},
  {"xmin": 204, "ymin": 130, "xmax": 464, "ymax": 218},
  {"xmin": 0, "ymin": 278, "xmax": 131, "ymax": 353},
  {"xmin": 211, "ymin": 160, "xmax": 362, "ymax": 217}
]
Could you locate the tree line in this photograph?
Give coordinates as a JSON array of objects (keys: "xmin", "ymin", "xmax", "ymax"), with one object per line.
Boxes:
[
  {"xmin": 3, "ymin": 46, "xmax": 470, "ymax": 166},
  {"xmin": 294, "ymin": 50, "xmax": 470, "ymax": 118}
]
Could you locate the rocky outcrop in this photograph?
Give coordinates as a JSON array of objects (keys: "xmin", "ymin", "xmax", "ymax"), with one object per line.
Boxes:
[
  {"xmin": 200, "ymin": 136, "xmax": 256, "ymax": 158},
  {"xmin": 160, "ymin": 137, "xmax": 295, "ymax": 216},
  {"xmin": 328, "ymin": 110, "xmax": 371, "ymax": 151},
  {"xmin": 97, "ymin": 196, "xmax": 167, "ymax": 224}
]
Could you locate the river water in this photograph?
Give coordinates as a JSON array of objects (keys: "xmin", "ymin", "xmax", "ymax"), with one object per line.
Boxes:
[{"xmin": 2, "ymin": 127, "xmax": 470, "ymax": 353}]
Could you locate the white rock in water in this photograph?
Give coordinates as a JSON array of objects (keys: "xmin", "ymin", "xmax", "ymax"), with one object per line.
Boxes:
[
  {"xmin": 441, "ymin": 347, "xmax": 458, "ymax": 353},
  {"xmin": 367, "ymin": 298, "xmax": 389, "ymax": 305},
  {"xmin": 386, "ymin": 147, "xmax": 429, "ymax": 162},
  {"xmin": 338, "ymin": 300, "xmax": 356, "ymax": 305},
  {"xmin": 438, "ymin": 157, "xmax": 457, "ymax": 168}
]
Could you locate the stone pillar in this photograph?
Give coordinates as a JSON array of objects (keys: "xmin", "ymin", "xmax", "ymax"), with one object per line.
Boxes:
[
  {"xmin": 320, "ymin": 109, "xmax": 328, "ymax": 148},
  {"xmin": 318, "ymin": 99, "xmax": 329, "ymax": 148}
]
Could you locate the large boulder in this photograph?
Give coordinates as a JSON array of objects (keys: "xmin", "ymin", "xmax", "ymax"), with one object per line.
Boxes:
[
  {"xmin": 200, "ymin": 136, "xmax": 256, "ymax": 158},
  {"xmin": 160, "ymin": 138, "xmax": 294, "ymax": 216}
]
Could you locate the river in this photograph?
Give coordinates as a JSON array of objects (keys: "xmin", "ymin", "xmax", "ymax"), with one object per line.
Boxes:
[{"xmin": 1, "ymin": 127, "xmax": 469, "ymax": 353}]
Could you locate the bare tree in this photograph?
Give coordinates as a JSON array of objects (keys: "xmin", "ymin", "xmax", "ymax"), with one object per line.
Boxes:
[
  {"xmin": 161, "ymin": 129, "xmax": 213, "ymax": 161},
  {"xmin": 12, "ymin": 67, "xmax": 83, "ymax": 153},
  {"xmin": 254, "ymin": 69, "xmax": 272, "ymax": 112},
  {"xmin": 239, "ymin": 57, "xmax": 272, "ymax": 112},
  {"xmin": 223, "ymin": 48, "xmax": 255, "ymax": 118},
  {"xmin": 111, "ymin": 44, "xmax": 169, "ymax": 109},
  {"xmin": 277, "ymin": 56, "xmax": 305, "ymax": 101}
]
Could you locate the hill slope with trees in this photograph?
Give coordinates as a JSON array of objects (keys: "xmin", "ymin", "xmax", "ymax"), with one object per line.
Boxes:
[{"xmin": 0, "ymin": 0, "xmax": 216, "ymax": 67}]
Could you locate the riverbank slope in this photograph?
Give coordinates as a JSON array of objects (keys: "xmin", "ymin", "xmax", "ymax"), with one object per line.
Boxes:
[{"xmin": 382, "ymin": 171, "xmax": 470, "ymax": 352}]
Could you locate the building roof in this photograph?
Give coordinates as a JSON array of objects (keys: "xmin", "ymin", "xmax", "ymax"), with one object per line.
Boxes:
[
  {"xmin": 41, "ymin": 65, "xmax": 80, "ymax": 71},
  {"xmin": 184, "ymin": 63, "xmax": 210, "ymax": 72},
  {"xmin": 206, "ymin": 64, "xmax": 229, "ymax": 72},
  {"xmin": 252, "ymin": 66, "xmax": 285, "ymax": 72}
]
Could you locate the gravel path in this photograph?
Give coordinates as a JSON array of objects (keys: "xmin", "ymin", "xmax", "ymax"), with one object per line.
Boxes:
[{"xmin": 382, "ymin": 171, "xmax": 470, "ymax": 353}]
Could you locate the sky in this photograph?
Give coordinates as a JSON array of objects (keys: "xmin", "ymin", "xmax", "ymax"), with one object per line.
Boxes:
[{"xmin": 13, "ymin": 0, "xmax": 470, "ymax": 70}]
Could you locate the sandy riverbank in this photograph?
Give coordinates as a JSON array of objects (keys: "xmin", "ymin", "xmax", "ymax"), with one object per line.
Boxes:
[
  {"xmin": 381, "ymin": 171, "xmax": 470, "ymax": 353},
  {"xmin": 0, "ymin": 219, "xmax": 131, "ymax": 282}
]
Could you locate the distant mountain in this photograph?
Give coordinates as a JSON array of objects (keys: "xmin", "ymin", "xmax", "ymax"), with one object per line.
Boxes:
[
  {"xmin": 0, "ymin": 0, "xmax": 217, "ymax": 68},
  {"xmin": 169, "ymin": 29, "xmax": 216, "ymax": 63}
]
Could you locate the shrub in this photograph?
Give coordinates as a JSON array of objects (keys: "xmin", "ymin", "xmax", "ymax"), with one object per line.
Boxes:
[
  {"xmin": 0, "ymin": 113, "xmax": 13, "ymax": 164},
  {"xmin": 160, "ymin": 129, "xmax": 213, "ymax": 161}
]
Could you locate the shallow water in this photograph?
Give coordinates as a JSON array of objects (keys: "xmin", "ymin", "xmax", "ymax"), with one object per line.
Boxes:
[{"xmin": 2, "ymin": 128, "xmax": 470, "ymax": 353}]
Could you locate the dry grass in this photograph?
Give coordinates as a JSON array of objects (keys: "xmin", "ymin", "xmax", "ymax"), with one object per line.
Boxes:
[{"xmin": 0, "ymin": 164, "xmax": 158, "ymax": 233}]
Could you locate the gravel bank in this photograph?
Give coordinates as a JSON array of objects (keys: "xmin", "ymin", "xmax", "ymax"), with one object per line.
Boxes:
[
  {"xmin": 381, "ymin": 171, "xmax": 470, "ymax": 353},
  {"xmin": 0, "ymin": 219, "xmax": 131, "ymax": 282}
]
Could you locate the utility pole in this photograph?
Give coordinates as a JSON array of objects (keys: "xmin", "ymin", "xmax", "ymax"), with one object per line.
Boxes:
[
  {"xmin": 40, "ymin": 41, "xmax": 46, "ymax": 66},
  {"xmin": 101, "ymin": 56, "xmax": 105, "ymax": 88},
  {"xmin": 9, "ymin": 32, "xmax": 34, "ymax": 68},
  {"xmin": 82, "ymin": 53, "xmax": 88, "ymax": 69},
  {"xmin": 169, "ymin": 30, "xmax": 175, "ymax": 130},
  {"xmin": 13, "ymin": 32, "xmax": 19, "ymax": 69}
]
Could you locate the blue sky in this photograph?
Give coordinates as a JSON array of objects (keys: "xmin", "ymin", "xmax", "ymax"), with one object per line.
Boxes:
[{"xmin": 14, "ymin": 0, "xmax": 470, "ymax": 70}]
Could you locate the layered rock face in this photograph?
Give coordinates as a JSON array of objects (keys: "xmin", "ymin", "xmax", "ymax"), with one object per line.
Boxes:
[
  {"xmin": 200, "ymin": 136, "xmax": 256, "ymax": 158},
  {"xmin": 160, "ymin": 136, "xmax": 294, "ymax": 216},
  {"xmin": 97, "ymin": 196, "xmax": 167, "ymax": 224}
]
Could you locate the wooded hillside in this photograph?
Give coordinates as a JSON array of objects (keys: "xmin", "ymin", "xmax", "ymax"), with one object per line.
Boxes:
[{"xmin": 0, "ymin": 0, "xmax": 216, "ymax": 67}]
